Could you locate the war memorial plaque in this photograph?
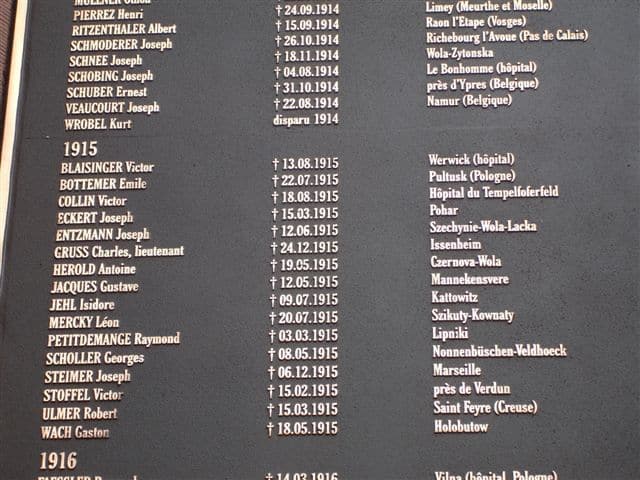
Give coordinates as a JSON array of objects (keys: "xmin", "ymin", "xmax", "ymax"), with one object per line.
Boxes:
[{"xmin": 0, "ymin": 1, "xmax": 638, "ymax": 479}]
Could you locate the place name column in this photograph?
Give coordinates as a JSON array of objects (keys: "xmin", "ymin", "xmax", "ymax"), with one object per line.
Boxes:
[
  {"xmin": 429, "ymin": 150, "xmax": 562, "ymax": 436},
  {"xmin": 423, "ymin": 3, "xmax": 590, "ymax": 457},
  {"xmin": 425, "ymin": 0, "xmax": 589, "ymax": 109}
]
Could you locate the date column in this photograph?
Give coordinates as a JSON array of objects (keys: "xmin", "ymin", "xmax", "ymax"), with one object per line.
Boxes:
[{"xmin": 267, "ymin": 155, "xmax": 341, "ymax": 441}]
